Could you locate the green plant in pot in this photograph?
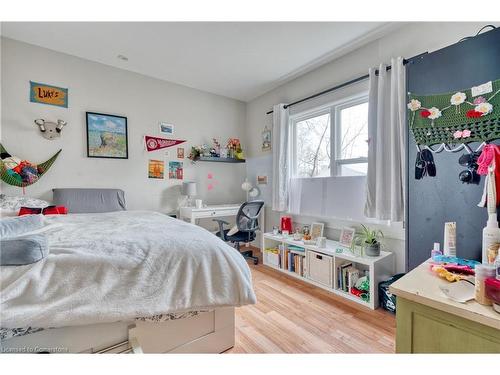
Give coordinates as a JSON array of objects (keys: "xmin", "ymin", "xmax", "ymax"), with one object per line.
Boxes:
[{"xmin": 352, "ymin": 224, "xmax": 384, "ymax": 257}]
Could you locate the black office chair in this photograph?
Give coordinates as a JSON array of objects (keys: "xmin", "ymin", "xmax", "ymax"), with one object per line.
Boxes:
[{"xmin": 214, "ymin": 200, "xmax": 264, "ymax": 265}]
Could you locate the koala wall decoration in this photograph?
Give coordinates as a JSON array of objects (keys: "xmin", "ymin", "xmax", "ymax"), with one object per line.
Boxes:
[{"xmin": 34, "ymin": 119, "xmax": 67, "ymax": 140}]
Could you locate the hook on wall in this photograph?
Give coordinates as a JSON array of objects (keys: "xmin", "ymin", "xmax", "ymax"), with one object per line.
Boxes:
[
  {"xmin": 421, "ymin": 141, "xmax": 486, "ymax": 154},
  {"xmin": 34, "ymin": 119, "xmax": 67, "ymax": 140}
]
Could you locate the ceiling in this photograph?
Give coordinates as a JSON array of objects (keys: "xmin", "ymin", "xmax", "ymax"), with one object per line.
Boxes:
[{"xmin": 1, "ymin": 22, "xmax": 401, "ymax": 101}]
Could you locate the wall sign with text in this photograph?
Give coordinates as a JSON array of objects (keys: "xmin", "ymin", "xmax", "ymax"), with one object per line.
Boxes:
[{"xmin": 30, "ymin": 81, "xmax": 68, "ymax": 108}]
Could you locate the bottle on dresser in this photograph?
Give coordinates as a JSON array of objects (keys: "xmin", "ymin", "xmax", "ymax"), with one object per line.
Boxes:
[{"xmin": 481, "ymin": 165, "xmax": 500, "ymax": 264}]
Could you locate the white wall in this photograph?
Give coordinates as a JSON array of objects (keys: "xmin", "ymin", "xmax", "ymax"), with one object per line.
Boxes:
[
  {"xmin": 0, "ymin": 38, "xmax": 247, "ymax": 218},
  {"xmin": 245, "ymin": 22, "xmax": 499, "ymax": 272}
]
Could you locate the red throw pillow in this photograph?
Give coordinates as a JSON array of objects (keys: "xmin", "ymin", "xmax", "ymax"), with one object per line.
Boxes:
[{"xmin": 18, "ymin": 206, "xmax": 68, "ymax": 216}]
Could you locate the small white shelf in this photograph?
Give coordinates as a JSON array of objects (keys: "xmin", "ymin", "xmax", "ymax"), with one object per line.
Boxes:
[{"xmin": 261, "ymin": 233, "xmax": 394, "ymax": 310}]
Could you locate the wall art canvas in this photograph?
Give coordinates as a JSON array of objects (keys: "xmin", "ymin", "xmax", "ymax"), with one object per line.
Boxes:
[
  {"xmin": 159, "ymin": 122, "xmax": 174, "ymax": 135},
  {"xmin": 148, "ymin": 159, "xmax": 164, "ymax": 179},
  {"xmin": 177, "ymin": 147, "xmax": 185, "ymax": 159},
  {"xmin": 169, "ymin": 161, "xmax": 183, "ymax": 180},
  {"xmin": 30, "ymin": 81, "xmax": 68, "ymax": 108},
  {"xmin": 86, "ymin": 112, "xmax": 128, "ymax": 159}
]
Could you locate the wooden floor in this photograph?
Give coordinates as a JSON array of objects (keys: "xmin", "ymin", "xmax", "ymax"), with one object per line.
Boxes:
[{"xmin": 227, "ymin": 255, "xmax": 396, "ymax": 353}]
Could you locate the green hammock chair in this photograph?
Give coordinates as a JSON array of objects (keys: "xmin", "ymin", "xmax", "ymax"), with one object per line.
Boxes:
[{"xmin": 0, "ymin": 143, "xmax": 61, "ymax": 187}]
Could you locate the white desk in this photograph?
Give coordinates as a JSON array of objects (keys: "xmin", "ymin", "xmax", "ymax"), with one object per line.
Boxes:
[
  {"xmin": 179, "ymin": 203, "xmax": 265, "ymax": 235},
  {"xmin": 179, "ymin": 204, "xmax": 241, "ymax": 224}
]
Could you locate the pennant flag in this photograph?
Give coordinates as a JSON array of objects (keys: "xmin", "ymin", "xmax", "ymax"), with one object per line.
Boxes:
[{"xmin": 144, "ymin": 135, "xmax": 186, "ymax": 152}]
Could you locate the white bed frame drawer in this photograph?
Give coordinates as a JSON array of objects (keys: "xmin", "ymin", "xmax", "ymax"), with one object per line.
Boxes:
[
  {"xmin": 307, "ymin": 250, "xmax": 333, "ymax": 287},
  {"xmin": 0, "ymin": 308, "xmax": 235, "ymax": 354}
]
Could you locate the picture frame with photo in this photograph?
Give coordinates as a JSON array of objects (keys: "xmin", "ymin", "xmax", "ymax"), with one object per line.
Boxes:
[
  {"xmin": 339, "ymin": 227, "xmax": 356, "ymax": 248},
  {"xmin": 177, "ymin": 147, "xmax": 185, "ymax": 159},
  {"xmin": 310, "ymin": 222, "xmax": 324, "ymax": 240},
  {"xmin": 256, "ymin": 175, "xmax": 268, "ymax": 185},
  {"xmin": 159, "ymin": 122, "xmax": 174, "ymax": 135}
]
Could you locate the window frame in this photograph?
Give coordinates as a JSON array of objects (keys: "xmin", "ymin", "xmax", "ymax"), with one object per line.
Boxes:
[
  {"xmin": 290, "ymin": 107, "xmax": 332, "ymax": 179},
  {"xmin": 290, "ymin": 92, "xmax": 369, "ymax": 178}
]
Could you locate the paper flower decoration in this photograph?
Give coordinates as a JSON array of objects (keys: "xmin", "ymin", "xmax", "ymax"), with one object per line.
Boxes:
[
  {"xmin": 407, "ymin": 99, "xmax": 421, "ymax": 112},
  {"xmin": 450, "ymin": 92, "xmax": 466, "ymax": 106},
  {"xmin": 427, "ymin": 107, "xmax": 442, "ymax": 120},
  {"xmin": 473, "ymin": 96, "xmax": 486, "ymax": 105},
  {"xmin": 453, "ymin": 129, "xmax": 471, "ymax": 139},
  {"xmin": 466, "ymin": 109, "xmax": 482, "ymax": 118},
  {"xmin": 420, "ymin": 110, "xmax": 431, "ymax": 118},
  {"xmin": 475, "ymin": 102, "xmax": 493, "ymax": 116}
]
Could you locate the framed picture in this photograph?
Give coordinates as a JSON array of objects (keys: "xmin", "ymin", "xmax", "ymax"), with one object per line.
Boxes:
[
  {"xmin": 159, "ymin": 122, "xmax": 174, "ymax": 135},
  {"xmin": 310, "ymin": 222, "xmax": 324, "ymax": 240},
  {"xmin": 177, "ymin": 147, "xmax": 185, "ymax": 159},
  {"xmin": 339, "ymin": 227, "xmax": 356, "ymax": 248},
  {"xmin": 169, "ymin": 161, "xmax": 183, "ymax": 180},
  {"xmin": 262, "ymin": 127, "xmax": 271, "ymax": 151},
  {"xmin": 257, "ymin": 175, "xmax": 268, "ymax": 185},
  {"xmin": 148, "ymin": 159, "xmax": 164, "ymax": 179},
  {"xmin": 86, "ymin": 112, "xmax": 128, "ymax": 159}
]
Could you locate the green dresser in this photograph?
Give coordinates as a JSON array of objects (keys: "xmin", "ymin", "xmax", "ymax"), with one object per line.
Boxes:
[{"xmin": 390, "ymin": 262, "xmax": 500, "ymax": 353}]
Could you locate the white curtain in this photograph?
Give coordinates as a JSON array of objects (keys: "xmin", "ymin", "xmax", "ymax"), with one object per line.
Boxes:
[
  {"xmin": 289, "ymin": 176, "xmax": 367, "ymax": 221},
  {"xmin": 364, "ymin": 57, "xmax": 406, "ymax": 222},
  {"xmin": 272, "ymin": 104, "xmax": 290, "ymax": 211}
]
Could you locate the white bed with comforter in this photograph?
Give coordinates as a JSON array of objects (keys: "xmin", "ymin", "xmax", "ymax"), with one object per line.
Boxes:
[{"xmin": 0, "ymin": 210, "xmax": 256, "ymax": 353}]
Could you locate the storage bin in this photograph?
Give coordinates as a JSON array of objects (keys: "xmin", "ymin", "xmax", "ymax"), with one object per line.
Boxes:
[
  {"xmin": 307, "ymin": 250, "xmax": 333, "ymax": 287},
  {"xmin": 378, "ymin": 273, "xmax": 406, "ymax": 313},
  {"xmin": 264, "ymin": 249, "xmax": 280, "ymax": 267}
]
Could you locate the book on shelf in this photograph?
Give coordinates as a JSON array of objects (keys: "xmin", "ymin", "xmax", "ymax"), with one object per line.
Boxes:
[
  {"xmin": 288, "ymin": 245, "xmax": 305, "ymax": 254},
  {"xmin": 273, "ymin": 244, "xmax": 306, "ymax": 277},
  {"xmin": 338, "ymin": 263, "xmax": 352, "ymax": 292},
  {"xmin": 346, "ymin": 267, "xmax": 360, "ymax": 293}
]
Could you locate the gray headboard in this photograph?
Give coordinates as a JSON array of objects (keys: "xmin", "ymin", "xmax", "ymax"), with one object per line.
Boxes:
[{"xmin": 52, "ymin": 188, "xmax": 126, "ymax": 213}]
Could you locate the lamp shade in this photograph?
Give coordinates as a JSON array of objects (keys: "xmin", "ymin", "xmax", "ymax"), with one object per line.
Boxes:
[{"xmin": 182, "ymin": 181, "xmax": 197, "ymax": 196}]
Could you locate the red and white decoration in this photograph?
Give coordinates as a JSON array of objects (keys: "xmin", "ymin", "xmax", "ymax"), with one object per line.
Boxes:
[{"xmin": 144, "ymin": 135, "xmax": 186, "ymax": 152}]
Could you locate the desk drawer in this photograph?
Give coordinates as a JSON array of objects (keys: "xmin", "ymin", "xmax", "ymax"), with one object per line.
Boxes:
[
  {"xmin": 307, "ymin": 250, "xmax": 333, "ymax": 287},
  {"xmin": 194, "ymin": 209, "xmax": 238, "ymax": 219}
]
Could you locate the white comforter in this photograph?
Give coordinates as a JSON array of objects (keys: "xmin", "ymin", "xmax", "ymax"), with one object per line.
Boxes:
[{"xmin": 0, "ymin": 211, "xmax": 256, "ymax": 329}]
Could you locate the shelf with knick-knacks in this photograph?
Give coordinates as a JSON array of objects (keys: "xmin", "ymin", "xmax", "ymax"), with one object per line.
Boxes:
[{"xmin": 188, "ymin": 137, "xmax": 245, "ymax": 163}]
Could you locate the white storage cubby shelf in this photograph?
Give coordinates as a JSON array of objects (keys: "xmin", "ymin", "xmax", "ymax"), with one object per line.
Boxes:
[{"xmin": 261, "ymin": 233, "xmax": 394, "ymax": 310}]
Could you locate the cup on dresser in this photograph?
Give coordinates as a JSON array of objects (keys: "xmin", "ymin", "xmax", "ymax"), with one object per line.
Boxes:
[{"xmin": 195, "ymin": 199, "xmax": 203, "ymax": 209}]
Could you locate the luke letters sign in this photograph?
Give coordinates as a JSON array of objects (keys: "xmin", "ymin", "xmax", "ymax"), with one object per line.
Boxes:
[{"xmin": 30, "ymin": 81, "xmax": 68, "ymax": 108}]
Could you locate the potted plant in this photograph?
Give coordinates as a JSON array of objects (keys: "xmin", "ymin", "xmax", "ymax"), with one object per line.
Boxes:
[
  {"xmin": 188, "ymin": 146, "xmax": 202, "ymax": 162},
  {"xmin": 352, "ymin": 224, "xmax": 384, "ymax": 257}
]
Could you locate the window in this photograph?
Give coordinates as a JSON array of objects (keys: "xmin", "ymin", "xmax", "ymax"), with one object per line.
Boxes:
[{"xmin": 291, "ymin": 95, "xmax": 368, "ymax": 178}]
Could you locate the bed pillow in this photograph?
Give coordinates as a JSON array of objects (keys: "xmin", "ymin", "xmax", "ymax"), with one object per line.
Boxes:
[
  {"xmin": 0, "ymin": 194, "xmax": 49, "ymax": 211},
  {"xmin": 52, "ymin": 188, "xmax": 126, "ymax": 213},
  {"xmin": 0, "ymin": 233, "xmax": 49, "ymax": 266},
  {"xmin": 0, "ymin": 214, "xmax": 44, "ymax": 238}
]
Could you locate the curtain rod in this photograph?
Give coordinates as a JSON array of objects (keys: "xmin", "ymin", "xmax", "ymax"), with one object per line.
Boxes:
[{"xmin": 265, "ymin": 52, "xmax": 428, "ymax": 115}]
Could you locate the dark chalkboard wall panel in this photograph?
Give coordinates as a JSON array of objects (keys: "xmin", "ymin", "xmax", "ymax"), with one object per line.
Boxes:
[{"xmin": 406, "ymin": 27, "xmax": 500, "ymax": 270}]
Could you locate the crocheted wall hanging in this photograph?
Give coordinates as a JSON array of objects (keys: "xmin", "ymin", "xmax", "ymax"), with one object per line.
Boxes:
[
  {"xmin": 408, "ymin": 78, "xmax": 500, "ymax": 146},
  {"xmin": 0, "ymin": 143, "xmax": 61, "ymax": 188}
]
